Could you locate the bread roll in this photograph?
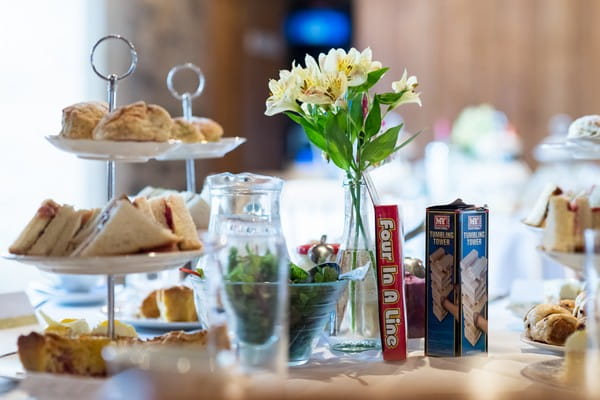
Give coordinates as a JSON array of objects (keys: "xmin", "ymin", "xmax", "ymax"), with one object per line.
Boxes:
[
  {"xmin": 524, "ymin": 303, "xmax": 578, "ymax": 345},
  {"xmin": 93, "ymin": 101, "xmax": 173, "ymax": 142},
  {"xmin": 171, "ymin": 118, "xmax": 205, "ymax": 143},
  {"xmin": 191, "ymin": 117, "xmax": 223, "ymax": 141},
  {"xmin": 59, "ymin": 101, "xmax": 108, "ymax": 139}
]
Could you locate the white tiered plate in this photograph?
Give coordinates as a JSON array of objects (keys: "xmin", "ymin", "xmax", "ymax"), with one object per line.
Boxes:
[
  {"xmin": 520, "ymin": 334, "xmax": 564, "ymax": 355},
  {"xmin": 521, "ymin": 220, "xmax": 543, "ymax": 239},
  {"xmin": 156, "ymin": 137, "xmax": 246, "ymax": 160},
  {"xmin": 117, "ymin": 318, "xmax": 202, "ymax": 331},
  {"xmin": 537, "ymin": 247, "xmax": 588, "ymax": 273},
  {"xmin": 539, "ymin": 137, "xmax": 600, "ymax": 160},
  {"xmin": 2, "ymin": 250, "xmax": 204, "ymax": 275},
  {"xmin": 45, "ymin": 135, "xmax": 177, "ymax": 162}
]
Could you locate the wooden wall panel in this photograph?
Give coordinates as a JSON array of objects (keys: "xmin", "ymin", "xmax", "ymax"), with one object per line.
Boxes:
[{"xmin": 355, "ymin": 0, "xmax": 600, "ymax": 166}]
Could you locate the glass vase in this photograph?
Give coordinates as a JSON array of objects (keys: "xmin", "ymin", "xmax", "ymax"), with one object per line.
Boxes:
[{"xmin": 330, "ymin": 178, "xmax": 381, "ymax": 352}]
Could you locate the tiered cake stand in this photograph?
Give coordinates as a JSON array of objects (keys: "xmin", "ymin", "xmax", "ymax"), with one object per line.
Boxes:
[
  {"xmin": 529, "ymin": 135, "xmax": 600, "ymax": 275},
  {"xmin": 3, "ymin": 35, "xmax": 245, "ymax": 338}
]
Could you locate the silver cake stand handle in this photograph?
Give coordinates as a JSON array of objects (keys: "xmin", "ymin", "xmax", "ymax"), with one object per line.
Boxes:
[
  {"xmin": 90, "ymin": 34, "xmax": 138, "ymax": 339},
  {"xmin": 166, "ymin": 63, "xmax": 206, "ymax": 193}
]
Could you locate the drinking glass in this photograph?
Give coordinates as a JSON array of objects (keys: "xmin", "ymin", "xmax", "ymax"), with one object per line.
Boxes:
[{"xmin": 207, "ymin": 172, "xmax": 288, "ymax": 376}]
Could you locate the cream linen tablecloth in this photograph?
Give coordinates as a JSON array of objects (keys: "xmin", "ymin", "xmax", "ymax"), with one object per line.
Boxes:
[{"xmin": 0, "ymin": 298, "xmax": 588, "ymax": 400}]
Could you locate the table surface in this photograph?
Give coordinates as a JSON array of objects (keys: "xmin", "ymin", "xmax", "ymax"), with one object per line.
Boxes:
[{"xmin": 0, "ymin": 295, "xmax": 586, "ymax": 400}]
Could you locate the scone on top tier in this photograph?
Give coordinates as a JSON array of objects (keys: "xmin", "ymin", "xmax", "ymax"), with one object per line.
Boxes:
[
  {"xmin": 93, "ymin": 101, "xmax": 173, "ymax": 142},
  {"xmin": 59, "ymin": 101, "xmax": 108, "ymax": 139},
  {"xmin": 170, "ymin": 116, "xmax": 224, "ymax": 143}
]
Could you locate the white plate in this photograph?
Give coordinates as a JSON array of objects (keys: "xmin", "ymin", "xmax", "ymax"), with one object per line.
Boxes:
[
  {"xmin": 119, "ymin": 318, "xmax": 203, "ymax": 331},
  {"xmin": 45, "ymin": 135, "xmax": 177, "ymax": 162},
  {"xmin": 2, "ymin": 250, "xmax": 204, "ymax": 275},
  {"xmin": 539, "ymin": 137, "xmax": 600, "ymax": 160},
  {"xmin": 156, "ymin": 137, "xmax": 246, "ymax": 160},
  {"xmin": 520, "ymin": 333, "xmax": 564, "ymax": 354},
  {"xmin": 0, "ymin": 353, "xmax": 24, "ymax": 381},
  {"xmin": 29, "ymin": 282, "xmax": 109, "ymax": 305},
  {"xmin": 537, "ymin": 247, "xmax": 587, "ymax": 273},
  {"xmin": 521, "ymin": 221, "xmax": 543, "ymax": 239}
]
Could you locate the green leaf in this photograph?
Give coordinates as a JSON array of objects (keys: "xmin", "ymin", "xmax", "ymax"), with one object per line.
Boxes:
[
  {"xmin": 377, "ymin": 92, "xmax": 404, "ymax": 105},
  {"xmin": 289, "ymin": 263, "xmax": 310, "ymax": 283},
  {"xmin": 361, "ymin": 125, "xmax": 401, "ymax": 166},
  {"xmin": 350, "ymin": 68, "xmax": 389, "ymax": 93},
  {"xmin": 348, "ymin": 95, "xmax": 364, "ymax": 141},
  {"xmin": 323, "ymin": 112, "xmax": 352, "ymax": 171},
  {"xmin": 364, "ymin": 96, "xmax": 381, "ymax": 138},
  {"xmin": 285, "ymin": 112, "xmax": 328, "ymax": 152},
  {"xmin": 392, "ymin": 130, "xmax": 421, "ymax": 152},
  {"xmin": 322, "ymin": 266, "xmax": 339, "ymax": 282}
]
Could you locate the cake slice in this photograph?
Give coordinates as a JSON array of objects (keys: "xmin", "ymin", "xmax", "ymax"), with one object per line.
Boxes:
[
  {"xmin": 543, "ymin": 195, "xmax": 591, "ymax": 252},
  {"xmin": 523, "ymin": 183, "xmax": 562, "ymax": 227},
  {"xmin": 156, "ymin": 286, "xmax": 198, "ymax": 322},
  {"xmin": 139, "ymin": 290, "xmax": 160, "ymax": 319}
]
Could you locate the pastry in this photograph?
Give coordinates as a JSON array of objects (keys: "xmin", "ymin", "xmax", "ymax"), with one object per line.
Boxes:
[
  {"xmin": 189, "ymin": 116, "xmax": 224, "ymax": 142},
  {"xmin": 17, "ymin": 329, "xmax": 209, "ymax": 377},
  {"xmin": 558, "ymin": 299, "xmax": 575, "ymax": 314},
  {"xmin": 156, "ymin": 286, "xmax": 198, "ymax": 322},
  {"xmin": 524, "ymin": 304, "xmax": 578, "ymax": 345},
  {"xmin": 171, "ymin": 118, "xmax": 205, "ymax": 143},
  {"xmin": 139, "ymin": 289, "xmax": 160, "ymax": 318},
  {"xmin": 59, "ymin": 101, "xmax": 108, "ymax": 139},
  {"xmin": 93, "ymin": 101, "xmax": 173, "ymax": 142},
  {"xmin": 567, "ymin": 115, "xmax": 600, "ymax": 139}
]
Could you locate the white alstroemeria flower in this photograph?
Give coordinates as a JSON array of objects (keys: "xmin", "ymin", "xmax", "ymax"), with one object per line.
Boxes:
[
  {"xmin": 319, "ymin": 47, "xmax": 382, "ymax": 87},
  {"xmin": 391, "ymin": 69, "xmax": 422, "ymax": 107},
  {"xmin": 296, "ymin": 54, "xmax": 348, "ymax": 105},
  {"xmin": 265, "ymin": 68, "xmax": 302, "ymax": 116}
]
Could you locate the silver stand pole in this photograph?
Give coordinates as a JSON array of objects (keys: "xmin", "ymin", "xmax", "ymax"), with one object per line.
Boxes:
[{"xmin": 91, "ymin": 34, "xmax": 137, "ymax": 339}]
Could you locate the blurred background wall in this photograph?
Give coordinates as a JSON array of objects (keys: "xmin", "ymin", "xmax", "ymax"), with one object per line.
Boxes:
[{"xmin": 101, "ymin": 0, "xmax": 600, "ymax": 195}]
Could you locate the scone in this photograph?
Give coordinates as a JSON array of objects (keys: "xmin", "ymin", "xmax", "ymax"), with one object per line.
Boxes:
[
  {"xmin": 156, "ymin": 286, "xmax": 198, "ymax": 322},
  {"xmin": 524, "ymin": 304, "xmax": 578, "ymax": 345},
  {"xmin": 139, "ymin": 290, "xmax": 160, "ymax": 319},
  {"xmin": 93, "ymin": 101, "xmax": 173, "ymax": 142},
  {"xmin": 191, "ymin": 116, "xmax": 224, "ymax": 141},
  {"xmin": 59, "ymin": 101, "xmax": 108, "ymax": 139},
  {"xmin": 171, "ymin": 118, "xmax": 205, "ymax": 143}
]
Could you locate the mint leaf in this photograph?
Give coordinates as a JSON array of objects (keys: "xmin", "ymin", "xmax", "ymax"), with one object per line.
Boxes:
[{"xmin": 290, "ymin": 263, "xmax": 310, "ymax": 283}]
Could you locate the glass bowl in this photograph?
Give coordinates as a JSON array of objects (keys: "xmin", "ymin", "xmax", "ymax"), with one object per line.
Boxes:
[{"xmin": 289, "ymin": 280, "xmax": 348, "ymax": 366}]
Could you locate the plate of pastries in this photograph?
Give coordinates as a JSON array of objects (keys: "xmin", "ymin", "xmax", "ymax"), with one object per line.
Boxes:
[
  {"xmin": 523, "ymin": 182, "xmax": 600, "ymax": 271},
  {"xmin": 4, "ymin": 312, "xmax": 229, "ymax": 379},
  {"xmin": 521, "ymin": 291, "xmax": 587, "ymax": 354},
  {"xmin": 47, "ymin": 100, "xmax": 244, "ymax": 162},
  {"xmin": 4, "ymin": 193, "xmax": 205, "ymax": 275},
  {"xmin": 111, "ymin": 285, "xmax": 203, "ymax": 331}
]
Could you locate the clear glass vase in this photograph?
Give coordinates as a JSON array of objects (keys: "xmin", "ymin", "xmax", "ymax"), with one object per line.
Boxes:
[{"xmin": 330, "ymin": 179, "xmax": 381, "ymax": 352}]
